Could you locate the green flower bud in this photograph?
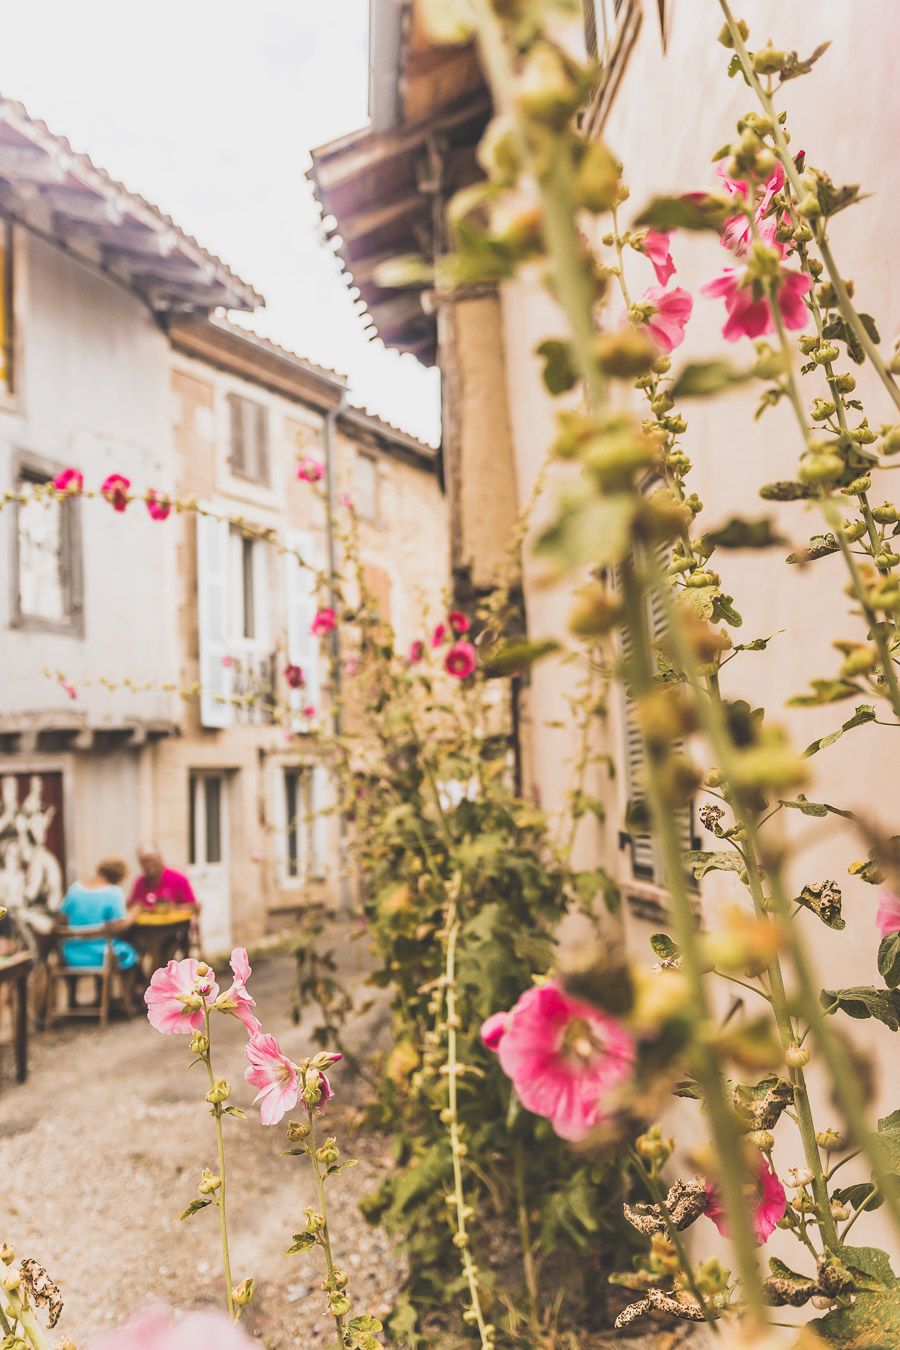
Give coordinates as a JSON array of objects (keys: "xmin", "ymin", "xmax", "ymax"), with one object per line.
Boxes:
[
  {"xmin": 816, "ymin": 1128, "xmax": 843, "ymax": 1151},
  {"xmin": 594, "ymin": 326, "xmax": 658, "ymax": 378},
  {"xmin": 568, "ymin": 582, "xmax": 622, "ymax": 637},
  {"xmin": 286, "ymin": 1120, "xmax": 311, "ymax": 1142},
  {"xmin": 813, "ymin": 343, "xmax": 840, "ymax": 365},
  {"xmin": 851, "ymin": 421, "xmax": 877, "ymax": 445},
  {"xmin": 328, "ymin": 1294, "xmax": 351, "ymax": 1318},
  {"xmin": 717, "ymin": 18, "xmax": 748, "ymax": 47},
  {"xmin": 799, "ymin": 335, "xmax": 819, "ymax": 355},
  {"xmin": 797, "ymin": 192, "xmax": 821, "ymax": 219},
  {"xmin": 843, "ymin": 519, "xmax": 866, "ymax": 542},
  {"xmin": 635, "ymin": 1123, "xmax": 674, "ymax": 1167},
  {"xmin": 872, "ymin": 502, "xmax": 899, "ymax": 525},
  {"xmin": 514, "ymin": 42, "xmax": 585, "ymax": 130},
  {"xmin": 0, "ymin": 1244, "xmax": 14, "ymax": 1266},
  {"xmin": 832, "ymin": 372, "xmax": 856, "ymax": 393},
  {"xmin": 189, "ymin": 1030, "xmax": 209, "ymax": 1056},
  {"xmin": 206, "ymin": 1077, "xmax": 232, "ymax": 1104},
  {"xmin": 798, "ymin": 451, "xmax": 843, "ymax": 485},
  {"xmin": 233, "ymin": 1278, "xmax": 255, "ymax": 1307},
  {"xmin": 810, "ymin": 398, "xmax": 836, "ymax": 421},
  {"xmin": 573, "ymin": 140, "xmax": 620, "ymax": 213},
  {"xmin": 785, "ymin": 1043, "xmax": 810, "ymax": 1068},
  {"xmin": 881, "ymin": 425, "xmax": 900, "ymax": 455},
  {"xmin": 874, "ymin": 549, "xmax": 900, "ymax": 569},
  {"xmin": 752, "ymin": 44, "xmax": 786, "ymax": 75},
  {"xmin": 199, "ymin": 1168, "xmax": 222, "ymax": 1195}
]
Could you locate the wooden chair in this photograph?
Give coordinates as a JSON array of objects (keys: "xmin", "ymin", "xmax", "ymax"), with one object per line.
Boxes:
[{"xmin": 42, "ymin": 917, "xmax": 137, "ymax": 1029}]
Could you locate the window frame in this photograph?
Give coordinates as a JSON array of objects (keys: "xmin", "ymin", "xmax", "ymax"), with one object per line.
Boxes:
[
  {"xmin": 10, "ymin": 449, "xmax": 84, "ymax": 637},
  {"xmin": 226, "ymin": 391, "xmax": 270, "ymax": 487},
  {"xmin": 280, "ymin": 764, "xmax": 313, "ymax": 886},
  {"xmin": 354, "ymin": 450, "xmax": 380, "ymax": 523}
]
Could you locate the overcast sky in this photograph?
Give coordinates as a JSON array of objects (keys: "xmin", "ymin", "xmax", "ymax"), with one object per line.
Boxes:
[{"xmin": 2, "ymin": 1, "xmax": 441, "ymax": 443}]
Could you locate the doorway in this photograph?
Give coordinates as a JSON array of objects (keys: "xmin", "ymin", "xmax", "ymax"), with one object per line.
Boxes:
[{"xmin": 188, "ymin": 770, "xmax": 232, "ymax": 954}]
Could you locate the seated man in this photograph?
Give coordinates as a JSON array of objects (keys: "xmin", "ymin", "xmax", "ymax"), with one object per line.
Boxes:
[
  {"xmin": 61, "ymin": 858, "xmax": 137, "ymax": 969},
  {"xmin": 129, "ymin": 844, "xmax": 197, "ymax": 911}
]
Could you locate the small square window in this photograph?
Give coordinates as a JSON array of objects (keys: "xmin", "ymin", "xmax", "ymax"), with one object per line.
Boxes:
[
  {"xmin": 12, "ymin": 455, "xmax": 83, "ymax": 634},
  {"xmin": 355, "ymin": 452, "xmax": 379, "ymax": 522},
  {"xmin": 227, "ymin": 392, "xmax": 270, "ymax": 485}
]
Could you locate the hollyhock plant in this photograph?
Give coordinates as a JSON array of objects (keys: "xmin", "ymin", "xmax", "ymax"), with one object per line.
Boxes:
[
  {"xmin": 214, "ymin": 947, "xmax": 261, "ymax": 1035},
  {"xmin": 101, "ymin": 472, "xmax": 131, "ymax": 512},
  {"xmin": 717, "ymin": 159, "xmax": 785, "ymax": 255},
  {"xmin": 635, "ymin": 229, "xmax": 675, "ymax": 285},
  {"xmin": 702, "ymin": 255, "xmax": 811, "ymax": 341},
  {"xmin": 311, "ymin": 607, "xmax": 337, "ymax": 637},
  {"xmin": 284, "ymin": 662, "xmax": 305, "ymax": 690},
  {"xmin": 432, "ymin": 622, "xmax": 447, "ymax": 647},
  {"xmin": 93, "ymin": 1306, "xmax": 255, "ymax": 1350},
  {"xmin": 245, "ymin": 1032, "xmax": 301, "ymax": 1126},
  {"xmin": 482, "ymin": 981, "xmax": 635, "ymax": 1142},
  {"xmin": 448, "ymin": 611, "xmax": 470, "ymax": 636},
  {"xmin": 632, "ymin": 285, "xmax": 693, "ymax": 354},
  {"xmin": 145, "ymin": 958, "xmax": 220, "ymax": 1035},
  {"xmin": 408, "ymin": 638, "xmax": 425, "ymax": 663},
  {"xmin": 704, "ymin": 1156, "xmax": 786, "ymax": 1245},
  {"xmin": 145, "ymin": 490, "xmax": 172, "ymax": 521},
  {"xmin": 52, "ymin": 466, "xmax": 83, "ymax": 494},
  {"xmin": 445, "ymin": 641, "xmax": 477, "ymax": 680},
  {"xmin": 877, "ymin": 890, "xmax": 900, "ymax": 937},
  {"xmin": 297, "ymin": 457, "xmax": 325, "ymax": 483}
]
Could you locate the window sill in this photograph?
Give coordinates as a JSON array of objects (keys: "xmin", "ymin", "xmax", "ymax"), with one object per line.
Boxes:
[{"xmin": 625, "ymin": 877, "xmax": 702, "ymax": 926}]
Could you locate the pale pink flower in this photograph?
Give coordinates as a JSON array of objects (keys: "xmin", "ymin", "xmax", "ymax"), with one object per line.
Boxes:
[
  {"xmin": 340, "ymin": 491, "xmax": 354, "ymax": 511},
  {"xmin": 431, "ymin": 622, "xmax": 447, "ymax": 648},
  {"xmin": 52, "ymin": 467, "xmax": 84, "ymax": 494},
  {"xmin": 244, "ymin": 1031, "xmax": 300, "ymax": 1125},
  {"xmin": 718, "ymin": 160, "xmax": 785, "ymax": 256},
  {"xmin": 93, "ymin": 1305, "xmax": 255, "ymax": 1350},
  {"xmin": 704, "ymin": 1156, "xmax": 786, "ymax": 1245},
  {"xmin": 635, "ymin": 285, "xmax": 693, "ymax": 353},
  {"xmin": 214, "ymin": 947, "xmax": 261, "ymax": 1035},
  {"xmin": 408, "ymin": 639, "xmax": 425, "ymax": 664},
  {"xmin": 445, "ymin": 641, "xmax": 477, "ymax": 680},
  {"xmin": 448, "ymin": 611, "xmax": 470, "ymax": 636},
  {"xmin": 145, "ymin": 490, "xmax": 172, "ymax": 521},
  {"xmin": 145, "ymin": 959, "xmax": 220, "ymax": 1035},
  {"xmin": 876, "ymin": 891, "xmax": 900, "ymax": 938},
  {"xmin": 297, "ymin": 458, "xmax": 325, "ymax": 483},
  {"xmin": 101, "ymin": 472, "xmax": 131, "ymax": 512},
  {"xmin": 637, "ymin": 230, "xmax": 676, "ymax": 285},
  {"xmin": 701, "ymin": 263, "xmax": 810, "ymax": 341},
  {"xmin": 311, "ymin": 607, "xmax": 337, "ymax": 637},
  {"xmin": 482, "ymin": 981, "xmax": 635, "ymax": 1142}
]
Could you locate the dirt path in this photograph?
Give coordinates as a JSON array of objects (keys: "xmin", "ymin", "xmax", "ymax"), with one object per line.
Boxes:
[{"xmin": 0, "ymin": 948, "xmax": 400, "ymax": 1348}]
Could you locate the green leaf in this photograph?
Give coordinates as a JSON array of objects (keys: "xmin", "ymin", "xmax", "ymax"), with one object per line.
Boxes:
[
  {"xmin": 634, "ymin": 193, "xmax": 731, "ymax": 233},
  {"xmin": 701, "ymin": 516, "xmax": 784, "ymax": 550},
  {"xmin": 810, "ymin": 1276, "xmax": 900, "ymax": 1347},
  {"xmin": 795, "ymin": 880, "xmax": 846, "ymax": 930},
  {"xmin": 821, "ymin": 986, "xmax": 900, "ymax": 1031},
  {"xmin": 670, "ymin": 359, "xmax": 755, "ymax": 399},
  {"xmin": 790, "ymin": 678, "xmax": 861, "ymax": 707},
  {"xmin": 286, "ymin": 1230, "xmax": 318, "ymax": 1254},
  {"xmin": 779, "ymin": 41, "xmax": 832, "ymax": 83},
  {"xmin": 780, "ymin": 795, "xmax": 854, "ymax": 820},
  {"xmin": 833, "ymin": 1183, "xmax": 882, "ymax": 1214},
  {"xmin": 481, "ymin": 638, "xmax": 560, "ymax": 677},
  {"xmin": 732, "ymin": 635, "xmax": 775, "ymax": 654},
  {"xmin": 760, "ymin": 479, "xmax": 817, "ymax": 502},
  {"xmin": 803, "ymin": 705, "xmax": 876, "ymax": 757},
  {"xmin": 534, "ymin": 490, "xmax": 637, "ymax": 572},
  {"xmin": 683, "ymin": 849, "xmax": 745, "ymax": 880},
  {"xmin": 711, "ymin": 592, "xmax": 743, "ymax": 627},
  {"xmin": 844, "ymin": 1244, "xmax": 896, "ymax": 1285},
  {"xmin": 536, "ymin": 339, "xmax": 579, "ymax": 395},
  {"xmin": 878, "ymin": 935, "xmax": 900, "ymax": 990},
  {"xmin": 786, "ymin": 533, "xmax": 840, "ymax": 564},
  {"xmin": 877, "ymin": 1111, "xmax": 900, "ymax": 1171},
  {"xmin": 650, "ymin": 933, "xmax": 680, "ymax": 962},
  {"xmin": 859, "ymin": 312, "xmax": 882, "ymax": 345},
  {"xmin": 180, "ymin": 1197, "xmax": 212, "ymax": 1220},
  {"xmin": 222, "ymin": 1104, "xmax": 247, "ymax": 1118}
]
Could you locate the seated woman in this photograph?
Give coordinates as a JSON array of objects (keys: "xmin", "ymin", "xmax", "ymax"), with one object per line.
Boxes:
[{"xmin": 60, "ymin": 858, "xmax": 138, "ymax": 971}]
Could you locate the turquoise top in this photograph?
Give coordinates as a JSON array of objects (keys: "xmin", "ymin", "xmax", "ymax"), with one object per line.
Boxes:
[{"xmin": 61, "ymin": 883, "xmax": 138, "ymax": 970}]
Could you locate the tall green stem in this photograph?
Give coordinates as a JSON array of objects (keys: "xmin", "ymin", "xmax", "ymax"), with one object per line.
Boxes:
[
  {"xmin": 203, "ymin": 1011, "xmax": 236, "ymax": 1320},
  {"xmin": 630, "ymin": 1151, "xmax": 719, "ymax": 1330},
  {"xmin": 513, "ymin": 1142, "xmax": 541, "ymax": 1333},
  {"xmin": 306, "ymin": 1106, "xmax": 347, "ymax": 1346}
]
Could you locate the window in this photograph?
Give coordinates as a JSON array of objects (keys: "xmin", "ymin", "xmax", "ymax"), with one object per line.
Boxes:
[
  {"xmin": 354, "ymin": 451, "xmax": 379, "ymax": 522},
  {"xmin": 227, "ymin": 392, "xmax": 270, "ymax": 485},
  {"xmin": 196, "ymin": 511, "xmax": 273, "ymax": 729},
  {"xmin": 228, "ymin": 527, "xmax": 267, "ymax": 647},
  {"xmin": 189, "ymin": 772, "xmax": 226, "ymax": 866},
  {"xmin": 0, "ymin": 220, "xmax": 13, "ymax": 395},
  {"xmin": 280, "ymin": 764, "xmax": 328, "ymax": 884},
  {"xmin": 12, "ymin": 454, "xmax": 83, "ymax": 634}
]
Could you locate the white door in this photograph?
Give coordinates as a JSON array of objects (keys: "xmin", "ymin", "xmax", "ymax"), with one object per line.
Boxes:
[{"xmin": 188, "ymin": 771, "xmax": 232, "ymax": 955}]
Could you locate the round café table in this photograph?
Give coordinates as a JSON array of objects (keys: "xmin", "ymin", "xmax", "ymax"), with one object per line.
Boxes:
[{"xmin": 128, "ymin": 907, "xmax": 198, "ymax": 978}]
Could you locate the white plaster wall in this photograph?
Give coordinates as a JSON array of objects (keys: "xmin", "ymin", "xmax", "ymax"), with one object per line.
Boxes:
[{"xmin": 0, "ymin": 231, "xmax": 178, "ymax": 724}]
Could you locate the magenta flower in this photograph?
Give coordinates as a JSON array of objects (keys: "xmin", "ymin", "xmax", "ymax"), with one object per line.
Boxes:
[
  {"xmin": 701, "ymin": 262, "xmax": 810, "ymax": 341},
  {"xmin": 244, "ymin": 1032, "xmax": 300, "ymax": 1126},
  {"xmin": 93, "ymin": 1306, "xmax": 254, "ymax": 1350},
  {"xmin": 145, "ymin": 490, "xmax": 172, "ymax": 521},
  {"xmin": 445, "ymin": 641, "xmax": 477, "ymax": 680},
  {"xmin": 297, "ymin": 458, "xmax": 325, "ymax": 483},
  {"xmin": 214, "ymin": 947, "xmax": 261, "ymax": 1035},
  {"xmin": 408, "ymin": 639, "xmax": 425, "ymax": 664},
  {"xmin": 877, "ymin": 891, "xmax": 900, "ymax": 938},
  {"xmin": 704, "ymin": 1156, "xmax": 786, "ymax": 1245},
  {"xmin": 448, "ymin": 611, "xmax": 470, "ymax": 636},
  {"xmin": 101, "ymin": 472, "xmax": 131, "ymax": 512},
  {"xmin": 431, "ymin": 622, "xmax": 447, "ymax": 648},
  {"xmin": 302, "ymin": 702, "xmax": 317, "ymax": 720},
  {"xmin": 635, "ymin": 285, "xmax": 693, "ymax": 353},
  {"xmin": 637, "ymin": 230, "xmax": 676, "ymax": 285},
  {"xmin": 52, "ymin": 467, "xmax": 84, "ymax": 495},
  {"xmin": 481, "ymin": 981, "xmax": 635, "ymax": 1142},
  {"xmin": 311, "ymin": 607, "xmax": 337, "ymax": 637},
  {"xmin": 284, "ymin": 663, "xmax": 305, "ymax": 690},
  {"xmin": 145, "ymin": 959, "xmax": 220, "ymax": 1035},
  {"xmin": 718, "ymin": 161, "xmax": 785, "ymax": 256}
]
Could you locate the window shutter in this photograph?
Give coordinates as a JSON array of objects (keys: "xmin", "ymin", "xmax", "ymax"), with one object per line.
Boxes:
[
  {"xmin": 197, "ymin": 509, "xmax": 233, "ymax": 728},
  {"xmin": 311, "ymin": 764, "xmax": 330, "ymax": 880},
  {"xmin": 284, "ymin": 528, "xmax": 320, "ymax": 728},
  {"xmin": 255, "ymin": 402, "xmax": 270, "ymax": 484},
  {"xmin": 227, "ymin": 394, "xmax": 246, "ymax": 475}
]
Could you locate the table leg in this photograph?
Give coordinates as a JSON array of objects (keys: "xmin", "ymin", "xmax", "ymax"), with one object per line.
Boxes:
[{"xmin": 15, "ymin": 970, "xmax": 28, "ymax": 1084}]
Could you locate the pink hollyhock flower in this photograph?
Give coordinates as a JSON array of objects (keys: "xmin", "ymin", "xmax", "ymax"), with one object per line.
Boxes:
[
  {"xmin": 701, "ymin": 263, "xmax": 810, "ymax": 341},
  {"xmin": 52, "ymin": 467, "xmax": 84, "ymax": 494},
  {"xmin": 445, "ymin": 641, "xmax": 477, "ymax": 680},
  {"xmin": 59, "ymin": 678, "xmax": 77, "ymax": 700},
  {"xmin": 311, "ymin": 607, "xmax": 337, "ymax": 637},
  {"xmin": 244, "ymin": 1031, "xmax": 300, "ymax": 1125},
  {"xmin": 408, "ymin": 639, "xmax": 425, "ymax": 664},
  {"xmin": 93, "ymin": 1305, "xmax": 255, "ymax": 1350},
  {"xmin": 145, "ymin": 490, "xmax": 172, "ymax": 521},
  {"xmin": 448, "ymin": 611, "xmax": 470, "ymax": 636},
  {"xmin": 481, "ymin": 981, "xmax": 635, "ymax": 1142},
  {"xmin": 284, "ymin": 663, "xmax": 305, "ymax": 690},
  {"xmin": 432, "ymin": 622, "xmax": 447, "ymax": 648},
  {"xmin": 876, "ymin": 891, "xmax": 900, "ymax": 938},
  {"xmin": 145, "ymin": 958, "xmax": 220, "ymax": 1035},
  {"xmin": 635, "ymin": 285, "xmax": 693, "ymax": 353},
  {"xmin": 704, "ymin": 1156, "xmax": 786, "ymax": 1245},
  {"xmin": 297, "ymin": 458, "xmax": 325, "ymax": 483},
  {"xmin": 340, "ymin": 491, "xmax": 354, "ymax": 511},
  {"xmin": 637, "ymin": 230, "xmax": 676, "ymax": 285},
  {"xmin": 214, "ymin": 947, "xmax": 261, "ymax": 1035},
  {"xmin": 222, "ymin": 654, "xmax": 235, "ymax": 668},
  {"xmin": 101, "ymin": 472, "xmax": 131, "ymax": 512},
  {"xmin": 302, "ymin": 703, "xmax": 316, "ymax": 720},
  {"xmin": 718, "ymin": 161, "xmax": 785, "ymax": 256},
  {"xmin": 344, "ymin": 655, "xmax": 360, "ymax": 677}
]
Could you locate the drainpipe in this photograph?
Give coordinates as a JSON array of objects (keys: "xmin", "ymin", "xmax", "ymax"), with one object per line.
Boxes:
[{"xmin": 323, "ymin": 393, "xmax": 351, "ymax": 914}]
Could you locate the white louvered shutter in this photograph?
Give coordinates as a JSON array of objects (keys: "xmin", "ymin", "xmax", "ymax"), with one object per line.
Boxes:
[
  {"xmin": 311, "ymin": 763, "xmax": 330, "ymax": 880},
  {"xmin": 197, "ymin": 510, "xmax": 233, "ymax": 728},
  {"xmin": 284, "ymin": 529, "xmax": 320, "ymax": 730}
]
